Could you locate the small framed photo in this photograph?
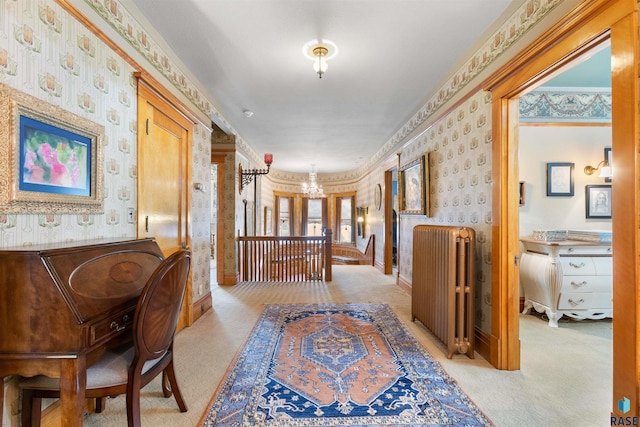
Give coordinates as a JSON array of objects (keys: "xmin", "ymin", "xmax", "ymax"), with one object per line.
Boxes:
[
  {"xmin": 604, "ymin": 147, "xmax": 612, "ymax": 183},
  {"xmin": 546, "ymin": 162, "xmax": 574, "ymax": 196},
  {"xmin": 586, "ymin": 185, "xmax": 612, "ymax": 219}
]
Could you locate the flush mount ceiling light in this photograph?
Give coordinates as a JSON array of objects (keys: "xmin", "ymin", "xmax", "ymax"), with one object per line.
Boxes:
[{"xmin": 302, "ymin": 39, "xmax": 338, "ymax": 79}]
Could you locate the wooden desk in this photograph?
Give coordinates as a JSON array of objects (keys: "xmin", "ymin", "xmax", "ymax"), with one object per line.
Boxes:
[{"xmin": 0, "ymin": 238, "xmax": 163, "ymax": 426}]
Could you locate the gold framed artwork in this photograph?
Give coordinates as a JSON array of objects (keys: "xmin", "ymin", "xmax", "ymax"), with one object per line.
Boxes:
[
  {"xmin": 264, "ymin": 206, "xmax": 273, "ymax": 236},
  {"xmin": 0, "ymin": 84, "xmax": 104, "ymax": 214},
  {"xmin": 399, "ymin": 153, "xmax": 429, "ymax": 216}
]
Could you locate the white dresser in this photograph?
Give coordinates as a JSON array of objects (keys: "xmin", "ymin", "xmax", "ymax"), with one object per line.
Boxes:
[{"xmin": 519, "ymin": 238, "xmax": 612, "ymax": 327}]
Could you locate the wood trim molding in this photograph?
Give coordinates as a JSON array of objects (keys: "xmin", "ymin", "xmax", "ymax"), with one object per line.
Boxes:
[
  {"xmin": 520, "ymin": 122, "xmax": 612, "ymax": 127},
  {"xmin": 397, "ymin": 273, "xmax": 411, "ymax": 295},
  {"xmin": 192, "ymin": 292, "xmax": 213, "ymax": 323},
  {"xmin": 211, "ymin": 154, "xmax": 226, "ymax": 287}
]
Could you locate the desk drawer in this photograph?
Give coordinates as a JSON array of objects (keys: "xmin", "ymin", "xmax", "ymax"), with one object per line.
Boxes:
[
  {"xmin": 561, "ymin": 275, "xmax": 611, "ymax": 293},
  {"xmin": 90, "ymin": 310, "xmax": 134, "ymax": 346},
  {"xmin": 558, "ymin": 292, "xmax": 611, "ymax": 310}
]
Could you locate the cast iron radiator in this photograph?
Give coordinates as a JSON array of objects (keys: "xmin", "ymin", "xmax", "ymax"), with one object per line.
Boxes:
[{"xmin": 412, "ymin": 225, "xmax": 476, "ymax": 358}]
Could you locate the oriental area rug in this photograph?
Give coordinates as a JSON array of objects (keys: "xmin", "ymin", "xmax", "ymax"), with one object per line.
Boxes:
[{"xmin": 200, "ymin": 303, "xmax": 493, "ymax": 426}]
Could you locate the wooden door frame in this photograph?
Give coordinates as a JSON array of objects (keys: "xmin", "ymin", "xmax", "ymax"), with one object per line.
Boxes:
[
  {"xmin": 483, "ymin": 0, "xmax": 638, "ymax": 414},
  {"xmin": 211, "ymin": 154, "xmax": 226, "ymax": 286},
  {"xmin": 136, "ymin": 75, "xmax": 196, "ymax": 330},
  {"xmin": 383, "ymin": 170, "xmax": 394, "ymax": 274}
]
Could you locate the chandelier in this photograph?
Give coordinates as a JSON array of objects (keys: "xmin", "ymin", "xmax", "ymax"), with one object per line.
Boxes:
[{"xmin": 301, "ymin": 166, "xmax": 325, "ymax": 198}]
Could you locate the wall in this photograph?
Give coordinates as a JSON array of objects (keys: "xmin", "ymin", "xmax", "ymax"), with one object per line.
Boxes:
[
  {"xmin": 352, "ymin": 0, "xmax": 583, "ymax": 336},
  {"xmin": 0, "ymin": 1, "xmax": 213, "ymax": 424},
  {"xmin": 519, "ymin": 125, "xmax": 612, "ymax": 236},
  {"xmin": 396, "ymin": 91, "xmax": 494, "ymax": 331},
  {"xmin": 0, "ymin": 1, "xmax": 138, "ymax": 245}
]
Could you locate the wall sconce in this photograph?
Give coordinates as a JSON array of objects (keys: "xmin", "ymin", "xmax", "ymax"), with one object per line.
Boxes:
[
  {"xmin": 584, "ymin": 159, "xmax": 612, "ymax": 179},
  {"xmin": 238, "ymin": 153, "xmax": 273, "ymax": 194},
  {"xmin": 356, "ymin": 207, "xmax": 368, "ymax": 238}
]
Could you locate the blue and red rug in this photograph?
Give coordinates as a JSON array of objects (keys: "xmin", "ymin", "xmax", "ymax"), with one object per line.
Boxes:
[{"xmin": 200, "ymin": 303, "xmax": 493, "ymax": 426}]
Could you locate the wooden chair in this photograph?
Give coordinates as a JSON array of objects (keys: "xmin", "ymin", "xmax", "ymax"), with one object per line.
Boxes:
[{"xmin": 19, "ymin": 249, "xmax": 191, "ymax": 427}]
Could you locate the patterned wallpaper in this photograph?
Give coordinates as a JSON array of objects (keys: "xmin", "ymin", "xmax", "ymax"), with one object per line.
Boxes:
[
  {"xmin": 394, "ymin": 91, "xmax": 494, "ymax": 331},
  {"xmin": 0, "ymin": 1, "xmax": 138, "ymax": 245},
  {"xmin": 0, "ymin": 0, "xmax": 212, "ymax": 306},
  {"xmin": 191, "ymin": 124, "xmax": 213, "ymax": 298}
]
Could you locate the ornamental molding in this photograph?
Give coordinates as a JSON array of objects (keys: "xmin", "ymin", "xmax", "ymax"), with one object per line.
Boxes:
[{"xmin": 519, "ymin": 87, "xmax": 611, "ymax": 122}]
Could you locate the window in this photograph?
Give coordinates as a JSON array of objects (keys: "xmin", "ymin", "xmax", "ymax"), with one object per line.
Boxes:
[
  {"xmin": 335, "ymin": 195, "xmax": 355, "ymax": 243},
  {"xmin": 276, "ymin": 196, "xmax": 293, "ymax": 236},
  {"xmin": 302, "ymin": 198, "xmax": 327, "ymax": 236}
]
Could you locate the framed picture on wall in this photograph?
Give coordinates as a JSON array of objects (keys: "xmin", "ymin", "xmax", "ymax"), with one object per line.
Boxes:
[
  {"xmin": 604, "ymin": 147, "xmax": 612, "ymax": 183},
  {"xmin": 399, "ymin": 153, "xmax": 428, "ymax": 216},
  {"xmin": 0, "ymin": 83, "xmax": 104, "ymax": 214},
  {"xmin": 586, "ymin": 184, "xmax": 612, "ymax": 219},
  {"xmin": 546, "ymin": 162, "xmax": 574, "ymax": 196},
  {"xmin": 264, "ymin": 206, "xmax": 272, "ymax": 236}
]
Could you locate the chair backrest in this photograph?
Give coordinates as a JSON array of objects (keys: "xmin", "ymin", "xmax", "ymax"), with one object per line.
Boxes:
[{"xmin": 132, "ymin": 249, "xmax": 191, "ymax": 362}]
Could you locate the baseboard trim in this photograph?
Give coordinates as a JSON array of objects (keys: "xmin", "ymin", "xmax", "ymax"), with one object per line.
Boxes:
[
  {"xmin": 192, "ymin": 292, "xmax": 212, "ymax": 323},
  {"xmin": 397, "ymin": 273, "xmax": 412, "ymax": 295},
  {"xmin": 474, "ymin": 327, "xmax": 496, "ymax": 364}
]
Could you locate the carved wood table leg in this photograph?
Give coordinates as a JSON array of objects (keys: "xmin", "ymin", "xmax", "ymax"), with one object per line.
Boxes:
[{"xmin": 59, "ymin": 358, "xmax": 87, "ymax": 427}]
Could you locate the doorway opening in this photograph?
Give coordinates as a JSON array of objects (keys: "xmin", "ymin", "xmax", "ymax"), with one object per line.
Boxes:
[
  {"xmin": 210, "ymin": 163, "xmax": 218, "ymax": 287},
  {"xmin": 517, "ymin": 42, "xmax": 613, "ymax": 416}
]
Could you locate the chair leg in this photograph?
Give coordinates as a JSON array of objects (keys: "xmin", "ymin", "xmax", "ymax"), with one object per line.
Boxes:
[
  {"xmin": 95, "ymin": 396, "xmax": 107, "ymax": 413},
  {"xmin": 161, "ymin": 371, "xmax": 171, "ymax": 398},
  {"xmin": 126, "ymin": 373, "xmax": 143, "ymax": 427},
  {"xmin": 21, "ymin": 390, "xmax": 42, "ymax": 427},
  {"xmin": 164, "ymin": 361, "xmax": 187, "ymax": 412}
]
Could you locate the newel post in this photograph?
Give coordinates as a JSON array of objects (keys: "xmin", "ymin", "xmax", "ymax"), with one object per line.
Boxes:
[{"xmin": 324, "ymin": 229, "xmax": 332, "ymax": 281}]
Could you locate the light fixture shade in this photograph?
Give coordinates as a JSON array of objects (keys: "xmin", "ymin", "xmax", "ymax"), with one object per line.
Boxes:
[
  {"xmin": 313, "ymin": 57, "xmax": 328, "ymax": 74},
  {"xmin": 598, "ymin": 165, "xmax": 612, "ymax": 178}
]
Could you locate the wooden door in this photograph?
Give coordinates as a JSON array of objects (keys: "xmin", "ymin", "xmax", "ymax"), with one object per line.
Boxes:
[{"xmin": 137, "ymin": 80, "xmax": 192, "ymax": 330}]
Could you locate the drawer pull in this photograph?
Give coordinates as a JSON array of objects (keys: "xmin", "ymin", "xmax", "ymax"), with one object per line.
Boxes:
[
  {"xmin": 567, "ymin": 248, "xmax": 574, "ymax": 253},
  {"xmin": 110, "ymin": 315, "xmax": 129, "ymax": 332},
  {"xmin": 568, "ymin": 298, "xmax": 585, "ymax": 306},
  {"xmin": 568, "ymin": 261, "xmax": 586, "ymax": 269},
  {"xmin": 570, "ymin": 281, "xmax": 587, "ymax": 287}
]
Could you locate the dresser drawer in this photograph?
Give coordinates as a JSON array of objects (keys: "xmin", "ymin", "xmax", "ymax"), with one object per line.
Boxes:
[
  {"xmin": 592, "ymin": 257, "xmax": 612, "ymax": 275},
  {"xmin": 559, "ymin": 257, "xmax": 596, "ymax": 275},
  {"xmin": 558, "ymin": 292, "xmax": 612, "ymax": 310},
  {"xmin": 559, "ymin": 245, "xmax": 612, "ymax": 256},
  {"xmin": 561, "ymin": 275, "xmax": 611, "ymax": 293},
  {"xmin": 90, "ymin": 309, "xmax": 134, "ymax": 346}
]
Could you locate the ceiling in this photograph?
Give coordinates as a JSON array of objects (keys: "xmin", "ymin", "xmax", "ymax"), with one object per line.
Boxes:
[
  {"xmin": 544, "ymin": 45, "xmax": 611, "ymax": 88},
  {"xmin": 128, "ymin": 0, "xmax": 520, "ymax": 174}
]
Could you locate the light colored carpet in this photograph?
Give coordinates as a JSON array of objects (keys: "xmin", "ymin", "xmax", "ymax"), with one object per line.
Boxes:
[{"xmin": 81, "ymin": 265, "xmax": 611, "ymax": 427}]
